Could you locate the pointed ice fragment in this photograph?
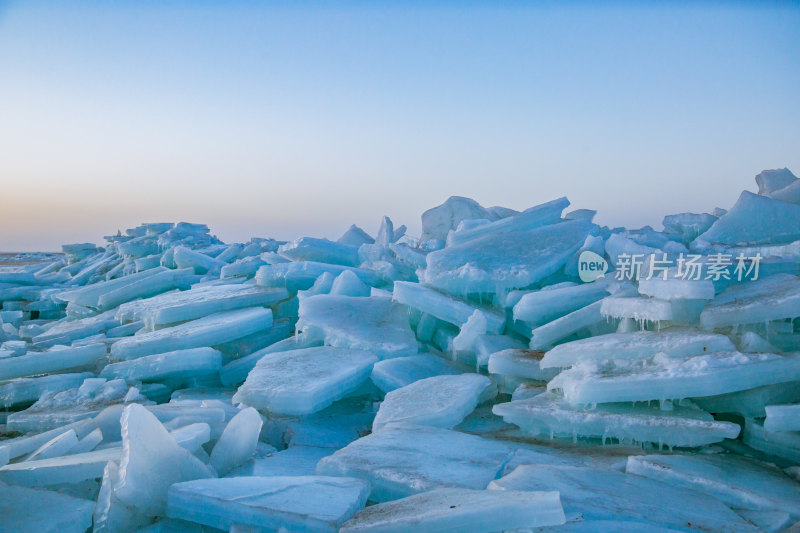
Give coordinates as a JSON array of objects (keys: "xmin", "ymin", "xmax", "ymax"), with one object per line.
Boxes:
[{"xmin": 209, "ymin": 407, "xmax": 263, "ymax": 476}]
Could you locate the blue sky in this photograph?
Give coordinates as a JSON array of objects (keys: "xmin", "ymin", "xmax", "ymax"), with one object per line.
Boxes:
[{"xmin": 1, "ymin": 1, "xmax": 799, "ymax": 251}]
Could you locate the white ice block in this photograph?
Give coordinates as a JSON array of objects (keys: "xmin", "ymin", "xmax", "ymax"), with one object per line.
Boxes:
[
  {"xmin": 392, "ymin": 281, "xmax": 505, "ymax": 333},
  {"xmin": 372, "ymin": 374, "xmax": 493, "ymax": 431},
  {"xmin": 316, "ymin": 424, "xmax": 515, "ymax": 502},
  {"xmin": 529, "ymin": 300, "xmax": 605, "ymax": 350},
  {"xmin": 341, "ymin": 488, "xmax": 566, "ymax": 532},
  {"xmin": 100, "ymin": 347, "xmax": 222, "ymax": 383},
  {"xmin": 97, "ymin": 268, "xmax": 196, "ymax": 311},
  {"xmin": 256, "ymin": 261, "xmax": 378, "ymax": 292},
  {"xmin": 494, "ymin": 393, "xmax": 739, "ymax": 447},
  {"xmin": 424, "ymin": 219, "xmax": 592, "ymax": 296},
  {"xmin": 25, "ymin": 429, "xmax": 80, "ymax": 461},
  {"xmin": 219, "ymin": 335, "xmax": 320, "ymax": 388},
  {"xmin": 513, "ymin": 281, "xmax": 611, "ymax": 327},
  {"xmin": 548, "ymin": 351, "xmax": 800, "ymax": 405},
  {"xmin": 232, "ymin": 346, "xmax": 377, "ymax": 415},
  {"xmin": 540, "ymin": 329, "xmax": 735, "ymax": 369},
  {"xmin": 296, "ymin": 294, "xmax": 418, "ymax": 359},
  {"xmin": 167, "ymin": 476, "xmax": 370, "ymax": 533},
  {"xmin": 209, "ymin": 407, "xmax": 263, "ymax": 476},
  {"xmin": 113, "ymin": 404, "xmax": 213, "ymax": 516},
  {"xmin": 110, "ymin": 307, "xmax": 272, "ymax": 361},
  {"xmin": 278, "ymin": 237, "xmax": 360, "ymax": 267},
  {"xmin": 370, "ymin": 353, "xmax": 460, "ymax": 393},
  {"xmin": 0, "ymin": 448, "xmax": 120, "ymax": 487},
  {"xmin": 173, "ymin": 246, "xmax": 225, "ymax": 275},
  {"xmin": 626, "ymin": 454, "xmax": 800, "ymax": 519},
  {"xmin": 0, "ymin": 343, "xmax": 106, "ymax": 381}
]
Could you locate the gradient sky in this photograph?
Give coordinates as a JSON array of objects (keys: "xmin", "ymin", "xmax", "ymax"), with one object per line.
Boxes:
[{"xmin": 1, "ymin": 1, "xmax": 799, "ymax": 251}]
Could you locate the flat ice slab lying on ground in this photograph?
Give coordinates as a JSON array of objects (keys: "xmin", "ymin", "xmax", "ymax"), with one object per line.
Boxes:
[
  {"xmin": 340, "ymin": 488, "xmax": 566, "ymax": 532},
  {"xmin": 167, "ymin": 476, "xmax": 369, "ymax": 533}
]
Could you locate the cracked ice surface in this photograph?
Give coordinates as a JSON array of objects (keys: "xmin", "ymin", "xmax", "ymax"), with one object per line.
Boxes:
[{"xmin": 2, "ymin": 170, "xmax": 800, "ymax": 531}]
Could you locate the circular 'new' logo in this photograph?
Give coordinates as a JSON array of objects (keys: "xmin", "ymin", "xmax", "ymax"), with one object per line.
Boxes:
[{"xmin": 578, "ymin": 251, "xmax": 608, "ymax": 283}]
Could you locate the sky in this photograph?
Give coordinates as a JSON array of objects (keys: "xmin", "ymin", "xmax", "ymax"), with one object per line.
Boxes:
[{"xmin": 1, "ymin": 1, "xmax": 799, "ymax": 251}]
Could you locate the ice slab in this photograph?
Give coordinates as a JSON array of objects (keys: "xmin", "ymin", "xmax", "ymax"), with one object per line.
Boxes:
[
  {"xmin": 494, "ymin": 393, "xmax": 739, "ymax": 447},
  {"xmin": 228, "ymin": 446, "xmax": 333, "ymax": 478},
  {"xmin": 743, "ymin": 417, "xmax": 800, "ymax": 464},
  {"xmin": 424, "ymin": 219, "xmax": 592, "ymax": 296},
  {"xmin": 173, "ymin": 246, "xmax": 225, "ymax": 275},
  {"xmin": 770, "ymin": 179, "xmax": 800, "ymax": 204},
  {"xmin": 489, "ymin": 464, "xmax": 753, "ymax": 532},
  {"xmin": 700, "ymin": 274, "xmax": 800, "ymax": 330},
  {"xmin": 25, "ymin": 428, "xmax": 79, "ymax": 461},
  {"xmin": 529, "ymin": 300, "xmax": 606, "ymax": 350},
  {"xmin": 167, "ymin": 476, "xmax": 368, "ymax": 532},
  {"xmin": 513, "ymin": 281, "xmax": 611, "ymax": 327},
  {"xmin": 370, "ymin": 353, "xmax": 460, "ymax": 393},
  {"xmin": 693, "ymin": 191, "xmax": 800, "ymax": 248},
  {"xmin": 756, "ymin": 168, "xmax": 798, "ymax": 195},
  {"xmin": 278, "ymin": 237, "xmax": 360, "ymax": 267},
  {"xmin": 392, "ymin": 281, "xmax": 505, "ymax": 333},
  {"xmin": 446, "ymin": 197, "xmax": 569, "ymax": 247},
  {"xmin": 219, "ymin": 335, "xmax": 320, "ymax": 388},
  {"xmin": 489, "ymin": 349, "xmax": 559, "ymax": 381},
  {"xmin": 100, "ymin": 347, "xmax": 222, "ymax": 384},
  {"xmin": 209, "ymin": 407, "xmax": 263, "ymax": 476},
  {"xmin": 126, "ymin": 284, "xmax": 288, "ymax": 329},
  {"xmin": 601, "ymin": 296, "xmax": 704, "ymax": 325},
  {"xmin": 113, "ymin": 404, "xmax": 213, "ymax": 516},
  {"xmin": 110, "ymin": 307, "xmax": 272, "ymax": 361},
  {"xmin": 232, "ymin": 346, "xmax": 377, "ymax": 415},
  {"xmin": 98, "ymin": 268, "xmax": 196, "ymax": 311},
  {"xmin": 549, "ymin": 351, "xmax": 800, "ymax": 405},
  {"xmin": 0, "ymin": 372, "xmax": 93, "ymax": 408},
  {"xmin": 32, "ymin": 310, "xmax": 119, "ymax": 347},
  {"xmin": 340, "ymin": 487, "xmax": 566, "ymax": 532},
  {"xmin": 329, "ymin": 270, "xmax": 371, "ymax": 297},
  {"xmin": 0, "ymin": 448, "xmax": 121, "ymax": 487},
  {"xmin": 0, "ymin": 481, "xmax": 95, "ymax": 533},
  {"xmin": 256, "ymin": 261, "xmax": 378, "ymax": 292},
  {"xmin": 373, "ymin": 374, "xmax": 492, "ymax": 431},
  {"xmin": 338, "ymin": 224, "xmax": 375, "ymax": 247},
  {"xmin": 296, "ymin": 295, "xmax": 418, "ymax": 359},
  {"xmin": 540, "ymin": 330, "xmax": 736, "ymax": 369},
  {"xmin": 627, "ymin": 454, "xmax": 800, "ymax": 519},
  {"xmin": 420, "ymin": 196, "xmax": 496, "ymax": 243},
  {"xmin": 0, "ymin": 343, "xmax": 106, "ymax": 381},
  {"xmin": 638, "ymin": 276, "xmax": 716, "ymax": 301},
  {"xmin": 694, "ymin": 381, "xmax": 800, "ymax": 418},
  {"xmin": 764, "ymin": 404, "xmax": 800, "ymax": 432},
  {"xmin": 315, "ymin": 424, "xmax": 515, "ymax": 502}
]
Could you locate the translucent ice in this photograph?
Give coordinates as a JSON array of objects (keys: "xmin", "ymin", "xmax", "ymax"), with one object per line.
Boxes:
[
  {"xmin": 372, "ymin": 374, "xmax": 493, "ymax": 431},
  {"xmin": 110, "ymin": 307, "xmax": 272, "ymax": 361},
  {"xmin": 494, "ymin": 392, "xmax": 739, "ymax": 447},
  {"xmin": 100, "ymin": 347, "xmax": 223, "ymax": 384},
  {"xmin": 296, "ymin": 294, "xmax": 418, "ymax": 359},
  {"xmin": 209, "ymin": 407, "xmax": 263, "ymax": 476},
  {"xmin": 424, "ymin": 219, "xmax": 592, "ymax": 296},
  {"xmin": 488, "ymin": 349, "xmax": 560, "ymax": 381},
  {"xmin": 370, "ymin": 353, "xmax": 461, "ymax": 393},
  {"xmin": 764, "ymin": 403, "xmax": 800, "ymax": 432},
  {"xmin": 392, "ymin": 281, "xmax": 505, "ymax": 333},
  {"xmin": 700, "ymin": 274, "xmax": 800, "ymax": 330},
  {"xmin": 513, "ymin": 281, "xmax": 611, "ymax": 327},
  {"xmin": 0, "ymin": 481, "xmax": 95, "ymax": 533},
  {"xmin": 167, "ymin": 476, "xmax": 369, "ymax": 532},
  {"xmin": 0, "ymin": 343, "xmax": 106, "ymax": 381},
  {"xmin": 315, "ymin": 424, "xmax": 515, "ymax": 502},
  {"xmin": 548, "ymin": 351, "xmax": 800, "ymax": 405},
  {"xmin": 540, "ymin": 329, "xmax": 736, "ymax": 368},
  {"xmin": 340, "ymin": 488, "xmax": 566, "ymax": 532},
  {"xmin": 232, "ymin": 346, "xmax": 377, "ymax": 415}
]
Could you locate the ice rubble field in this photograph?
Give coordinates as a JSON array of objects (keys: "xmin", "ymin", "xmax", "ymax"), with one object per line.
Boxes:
[{"xmin": 2, "ymin": 170, "xmax": 800, "ymax": 532}]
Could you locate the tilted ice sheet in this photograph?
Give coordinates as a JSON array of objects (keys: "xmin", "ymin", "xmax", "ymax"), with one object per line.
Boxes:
[
  {"xmin": 110, "ymin": 307, "xmax": 272, "ymax": 361},
  {"xmin": 694, "ymin": 381, "xmax": 800, "ymax": 418},
  {"xmin": 232, "ymin": 346, "xmax": 377, "ymax": 415},
  {"xmin": 548, "ymin": 351, "xmax": 800, "ymax": 405},
  {"xmin": 209, "ymin": 407, "xmax": 263, "ymax": 477},
  {"xmin": 494, "ymin": 393, "xmax": 739, "ymax": 447},
  {"xmin": 296, "ymin": 294, "xmax": 418, "ymax": 359},
  {"xmin": 0, "ymin": 344, "xmax": 106, "ymax": 381},
  {"xmin": 0, "ymin": 481, "xmax": 95, "ymax": 533},
  {"xmin": 167, "ymin": 476, "xmax": 369, "ymax": 533},
  {"xmin": 423, "ymin": 219, "xmax": 593, "ymax": 297},
  {"xmin": 256, "ymin": 261, "xmax": 378, "ymax": 292},
  {"xmin": 700, "ymin": 274, "xmax": 800, "ymax": 329},
  {"xmin": 626, "ymin": 454, "xmax": 800, "ymax": 519},
  {"xmin": 372, "ymin": 374, "xmax": 493, "ymax": 431},
  {"xmin": 540, "ymin": 329, "xmax": 736, "ymax": 369},
  {"xmin": 764, "ymin": 403, "xmax": 800, "ymax": 432},
  {"xmin": 392, "ymin": 281, "xmax": 505, "ymax": 333},
  {"xmin": 513, "ymin": 280, "xmax": 611, "ymax": 327},
  {"xmin": 340, "ymin": 488, "xmax": 566, "ymax": 532},
  {"xmin": 370, "ymin": 353, "xmax": 461, "ymax": 393},
  {"xmin": 488, "ymin": 349, "xmax": 560, "ymax": 381},
  {"xmin": 100, "ymin": 347, "xmax": 223, "ymax": 384},
  {"xmin": 315, "ymin": 424, "xmax": 515, "ymax": 502}
]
